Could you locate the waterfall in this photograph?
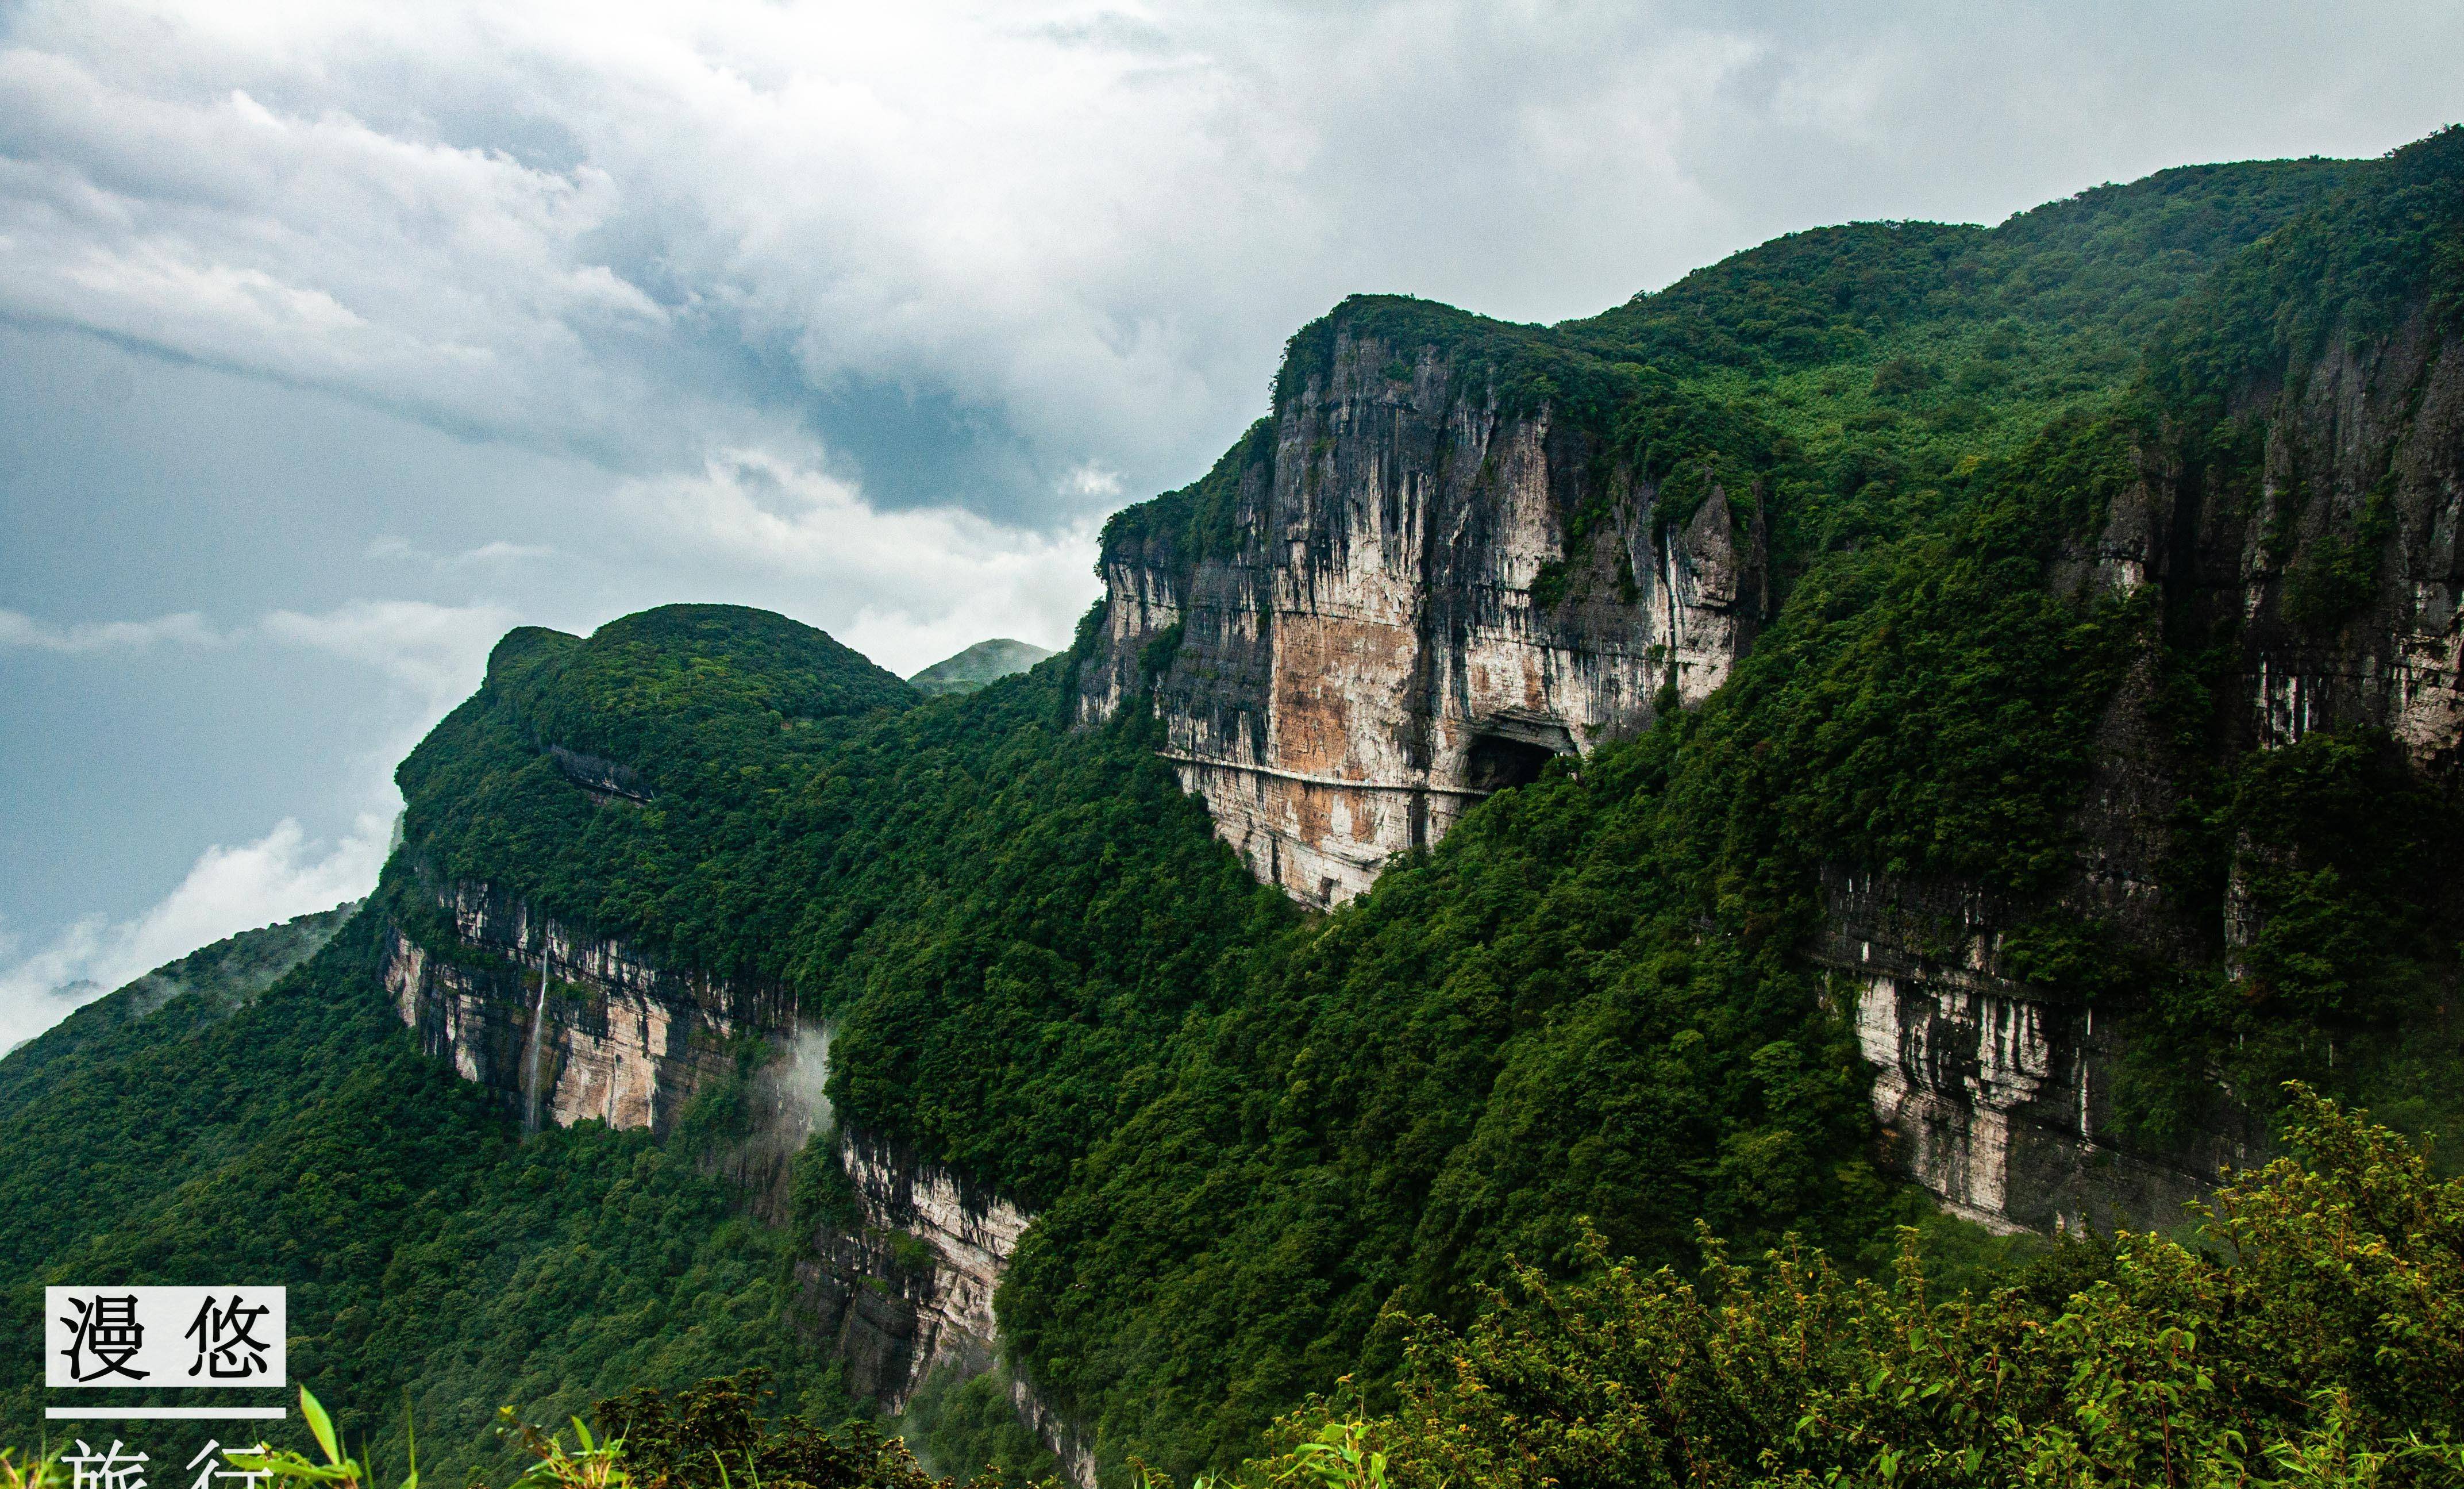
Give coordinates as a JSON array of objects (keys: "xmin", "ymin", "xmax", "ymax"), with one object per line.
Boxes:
[{"xmin": 522, "ymin": 945, "xmax": 551, "ymax": 1137}]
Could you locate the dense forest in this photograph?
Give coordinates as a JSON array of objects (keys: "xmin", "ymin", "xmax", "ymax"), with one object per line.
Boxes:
[{"xmin": 4, "ymin": 128, "xmax": 2461, "ymax": 1489}]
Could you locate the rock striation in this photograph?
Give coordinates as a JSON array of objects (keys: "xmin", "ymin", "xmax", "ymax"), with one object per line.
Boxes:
[
  {"xmin": 1077, "ymin": 325, "xmax": 1768, "ymax": 904},
  {"xmin": 384, "ymin": 879, "xmax": 791, "ymax": 1135},
  {"xmin": 1811, "ymin": 871, "xmax": 2260, "ymax": 1235},
  {"xmin": 2076, "ymin": 307, "xmax": 2464, "ymax": 772},
  {"xmin": 1821, "ymin": 308, "xmax": 2464, "ymax": 1233},
  {"xmin": 791, "ymin": 1130, "xmax": 1015, "ymax": 1390},
  {"xmin": 794, "ymin": 1126, "xmax": 1094, "ymax": 1484}
]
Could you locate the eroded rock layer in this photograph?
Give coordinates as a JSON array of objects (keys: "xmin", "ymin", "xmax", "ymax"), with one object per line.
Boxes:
[
  {"xmin": 1077, "ymin": 328, "xmax": 1767, "ymax": 904},
  {"xmin": 2095, "ymin": 310, "xmax": 2464, "ymax": 771},
  {"xmin": 384, "ymin": 880, "xmax": 792, "ymax": 1134},
  {"xmin": 794, "ymin": 1127, "xmax": 1031, "ymax": 1407},
  {"xmin": 1812, "ymin": 871, "xmax": 2257, "ymax": 1235}
]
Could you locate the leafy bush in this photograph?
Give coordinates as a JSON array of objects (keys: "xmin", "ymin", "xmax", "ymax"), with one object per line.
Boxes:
[{"xmin": 1247, "ymin": 1090, "xmax": 2464, "ymax": 1489}]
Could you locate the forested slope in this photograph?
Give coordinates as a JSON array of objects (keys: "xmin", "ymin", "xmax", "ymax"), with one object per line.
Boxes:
[{"xmin": 3, "ymin": 131, "xmax": 2461, "ymax": 1489}]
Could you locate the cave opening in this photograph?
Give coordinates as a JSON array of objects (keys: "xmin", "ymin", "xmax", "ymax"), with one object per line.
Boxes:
[{"xmin": 1464, "ymin": 732, "xmax": 1562, "ymax": 793}]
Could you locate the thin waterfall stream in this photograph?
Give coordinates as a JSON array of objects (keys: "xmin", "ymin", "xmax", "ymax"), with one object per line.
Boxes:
[{"xmin": 522, "ymin": 944, "xmax": 550, "ymax": 1137}]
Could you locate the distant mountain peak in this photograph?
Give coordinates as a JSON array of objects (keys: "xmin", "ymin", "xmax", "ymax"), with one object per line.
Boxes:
[{"xmin": 907, "ymin": 637, "xmax": 1056, "ymax": 697}]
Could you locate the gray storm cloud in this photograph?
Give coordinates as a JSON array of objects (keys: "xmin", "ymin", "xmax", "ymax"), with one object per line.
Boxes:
[{"xmin": 5, "ymin": 1, "xmax": 2451, "ymax": 525}]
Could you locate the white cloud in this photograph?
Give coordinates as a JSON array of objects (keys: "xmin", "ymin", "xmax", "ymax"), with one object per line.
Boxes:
[
  {"xmin": 0, "ymin": 594, "xmax": 512, "ymax": 1049},
  {"xmin": 261, "ymin": 598, "xmax": 517, "ymax": 706},
  {"xmin": 459, "ymin": 540, "xmax": 556, "ymax": 565},
  {"xmin": 1, "ymin": 0, "xmax": 2455, "ymax": 538},
  {"xmin": 365, "ymin": 536, "xmax": 555, "ymax": 567},
  {"xmin": 3, "ymin": 599, "xmax": 513, "ymax": 707},
  {"xmin": 1061, "ymin": 463, "xmax": 1126, "ymax": 501},
  {"xmin": 612, "ymin": 450, "xmax": 1099, "ymax": 674},
  {"xmin": 0, "ymin": 607, "xmax": 222, "ymax": 651},
  {"xmin": 11, "ymin": 0, "xmax": 2441, "ymax": 533},
  {"xmin": 0, "ymin": 813, "xmax": 383, "ymax": 1052}
]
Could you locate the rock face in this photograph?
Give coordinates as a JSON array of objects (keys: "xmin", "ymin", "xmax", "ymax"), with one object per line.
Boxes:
[
  {"xmin": 1076, "ymin": 326, "xmax": 1767, "ymax": 905},
  {"xmin": 2235, "ymin": 318, "xmax": 2464, "ymax": 763},
  {"xmin": 1812, "ymin": 871, "xmax": 2260, "ymax": 1235},
  {"xmin": 1822, "ymin": 307, "xmax": 2464, "ymax": 1233},
  {"xmin": 2092, "ymin": 308, "xmax": 2464, "ymax": 772},
  {"xmin": 384, "ymin": 879, "xmax": 792, "ymax": 1136},
  {"xmin": 793, "ymin": 1128, "xmax": 1031, "ymax": 1404},
  {"xmin": 791, "ymin": 1129, "xmax": 1094, "ymax": 1483}
]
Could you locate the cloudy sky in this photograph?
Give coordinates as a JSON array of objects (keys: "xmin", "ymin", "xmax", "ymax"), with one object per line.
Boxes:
[{"xmin": 3, "ymin": 0, "xmax": 2459, "ymax": 1046}]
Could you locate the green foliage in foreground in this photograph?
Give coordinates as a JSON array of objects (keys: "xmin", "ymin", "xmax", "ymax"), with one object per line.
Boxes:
[
  {"xmin": 592, "ymin": 1371, "xmax": 973, "ymax": 1489},
  {"xmin": 1250, "ymin": 1090, "xmax": 2461, "ymax": 1489},
  {"xmin": 24, "ymin": 1093, "xmax": 2443, "ymax": 1489}
]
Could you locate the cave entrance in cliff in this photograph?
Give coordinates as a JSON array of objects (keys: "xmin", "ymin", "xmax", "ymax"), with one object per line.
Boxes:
[{"xmin": 1464, "ymin": 728, "xmax": 1569, "ymax": 794}]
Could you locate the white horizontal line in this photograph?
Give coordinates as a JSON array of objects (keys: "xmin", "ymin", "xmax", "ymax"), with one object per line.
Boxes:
[
  {"xmin": 47, "ymin": 1408, "xmax": 287, "ymax": 1420},
  {"xmin": 1156, "ymin": 751, "xmax": 1497, "ymax": 797}
]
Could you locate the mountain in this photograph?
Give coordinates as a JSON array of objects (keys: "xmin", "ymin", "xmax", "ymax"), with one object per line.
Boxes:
[
  {"xmin": 0, "ymin": 903, "xmax": 355, "ymax": 1101},
  {"xmin": 909, "ymin": 639, "xmax": 1059, "ymax": 697},
  {"xmin": 6, "ymin": 130, "xmax": 2463, "ymax": 1487}
]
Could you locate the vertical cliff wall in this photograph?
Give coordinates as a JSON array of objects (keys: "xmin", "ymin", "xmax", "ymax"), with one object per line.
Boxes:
[
  {"xmin": 384, "ymin": 879, "xmax": 794, "ymax": 1134},
  {"xmin": 1077, "ymin": 324, "xmax": 1766, "ymax": 905},
  {"xmin": 2104, "ymin": 308, "xmax": 2464, "ymax": 769},
  {"xmin": 794, "ymin": 1125, "xmax": 1026, "ymax": 1405},
  {"xmin": 1811, "ymin": 871, "xmax": 2263, "ymax": 1235},
  {"xmin": 793, "ymin": 1126, "xmax": 1094, "ymax": 1484}
]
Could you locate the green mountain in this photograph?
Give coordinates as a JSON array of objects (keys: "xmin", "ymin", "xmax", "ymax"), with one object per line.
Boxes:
[
  {"xmin": 6, "ymin": 130, "xmax": 2462, "ymax": 1488},
  {"xmin": 0, "ymin": 901, "xmax": 353, "ymax": 1067},
  {"xmin": 909, "ymin": 639, "xmax": 1059, "ymax": 697}
]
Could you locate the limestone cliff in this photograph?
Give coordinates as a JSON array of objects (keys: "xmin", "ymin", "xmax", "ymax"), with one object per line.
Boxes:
[
  {"xmin": 1077, "ymin": 321, "xmax": 1767, "ymax": 904},
  {"xmin": 793, "ymin": 1127, "xmax": 1096, "ymax": 1484},
  {"xmin": 1811, "ymin": 870, "xmax": 2264, "ymax": 1235},
  {"xmin": 1077, "ymin": 271, "xmax": 2464, "ymax": 1236},
  {"xmin": 384, "ymin": 879, "xmax": 792, "ymax": 1137}
]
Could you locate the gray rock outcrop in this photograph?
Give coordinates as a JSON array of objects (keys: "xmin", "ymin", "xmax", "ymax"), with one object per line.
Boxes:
[{"xmin": 1076, "ymin": 326, "xmax": 1767, "ymax": 905}]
